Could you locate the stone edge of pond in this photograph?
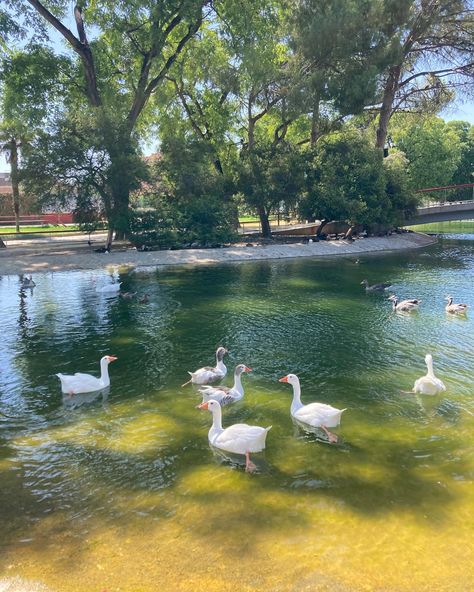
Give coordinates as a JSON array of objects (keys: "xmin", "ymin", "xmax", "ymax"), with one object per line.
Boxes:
[{"xmin": 0, "ymin": 231, "xmax": 436, "ymax": 276}]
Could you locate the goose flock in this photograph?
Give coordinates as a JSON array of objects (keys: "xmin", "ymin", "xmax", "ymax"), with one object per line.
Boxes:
[
  {"xmin": 21, "ymin": 273, "xmax": 467, "ymax": 473},
  {"xmin": 54, "ymin": 342, "xmax": 450, "ymax": 472}
]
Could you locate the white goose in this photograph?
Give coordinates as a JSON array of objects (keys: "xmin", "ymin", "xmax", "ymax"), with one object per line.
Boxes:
[
  {"xmin": 388, "ymin": 295, "xmax": 421, "ymax": 312},
  {"xmin": 56, "ymin": 355, "xmax": 117, "ymax": 394},
  {"xmin": 182, "ymin": 347, "xmax": 228, "ymax": 387},
  {"xmin": 198, "ymin": 399, "xmax": 271, "ymax": 472},
  {"xmin": 279, "ymin": 374, "xmax": 346, "ymax": 443},
  {"xmin": 413, "ymin": 354, "xmax": 446, "ymax": 395},
  {"xmin": 445, "ymin": 296, "xmax": 468, "ymax": 315},
  {"xmin": 199, "ymin": 364, "xmax": 251, "ymax": 405}
]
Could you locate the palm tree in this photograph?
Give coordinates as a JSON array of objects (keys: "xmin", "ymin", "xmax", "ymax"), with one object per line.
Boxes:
[{"xmin": 0, "ymin": 125, "xmax": 23, "ymax": 233}]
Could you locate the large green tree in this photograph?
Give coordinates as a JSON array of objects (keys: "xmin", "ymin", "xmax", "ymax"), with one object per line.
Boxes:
[
  {"xmin": 6, "ymin": 0, "xmax": 211, "ymax": 244},
  {"xmin": 0, "ymin": 45, "xmax": 64, "ymax": 231},
  {"xmin": 373, "ymin": 0, "xmax": 474, "ymax": 150},
  {"xmin": 392, "ymin": 115, "xmax": 462, "ymax": 193}
]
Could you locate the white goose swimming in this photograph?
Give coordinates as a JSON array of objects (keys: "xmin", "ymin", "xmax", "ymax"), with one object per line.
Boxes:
[
  {"xmin": 445, "ymin": 296, "xmax": 468, "ymax": 315},
  {"xmin": 199, "ymin": 364, "xmax": 252, "ymax": 405},
  {"xmin": 198, "ymin": 399, "xmax": 271, "ymax": 472},
  {"xmin": 279, "ymin": 374, "xmax": 346, "ymax": 442},
  {"xmin": 182, "ymin": 347, "xmax": 227, "ymax": 387},
  {"xmin": 413, "ymin": 354, "xmax": 446, "ymax": 395},
  {"xmin": 388, "ymin": 295, "xmax": 421, "ymax": 312},
  {"xmin": 56, "ymin": 355, "xmax": 117, "ymax": 394}
]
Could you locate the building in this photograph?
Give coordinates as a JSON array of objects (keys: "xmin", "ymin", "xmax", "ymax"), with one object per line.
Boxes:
[{"xmin": 0, "ymin": 172, "xmax": 13, "ymax": 194}]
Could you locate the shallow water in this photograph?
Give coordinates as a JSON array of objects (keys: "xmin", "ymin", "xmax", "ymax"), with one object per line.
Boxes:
[{"xmin": 0, "ymin": 236, "xmax": 473, "ymax": 592}]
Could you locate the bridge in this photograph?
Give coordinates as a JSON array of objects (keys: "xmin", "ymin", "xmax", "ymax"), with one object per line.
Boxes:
[
  {"xmin": 406, "ymin": 199, "xmax": 474, "ymax": 225},
  {"xmin": 405, "ymin": 183, "xmax": 474, "ymax": 225}
]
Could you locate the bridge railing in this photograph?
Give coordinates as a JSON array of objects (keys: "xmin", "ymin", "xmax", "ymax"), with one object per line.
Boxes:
[{"xmin": 416, "ymin": 183, "xmax": 474, "ymax": 206}]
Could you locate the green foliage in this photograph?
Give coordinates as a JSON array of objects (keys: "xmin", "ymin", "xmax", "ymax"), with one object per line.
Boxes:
[
  {"xmin": 300, "ymin": 130, "xmax": 389, "ymax": 226},
  {"xmin": 235, "ymin": 143, "xmax": 305, "ymax": 217},
  {"xmin": 20, "ymin": 113, "xmax": 148, "ymax": 231},
  {"xmin": 392, "ymin": 116, "xmax": 462, "ymax": 192},
  {"xmin": 447, "ymin": 120, "xmax": 474, "ymax": 199},
  {"xmin": 130, "ymin": 136, "xmax": 238, "ymax": 248},
  {"xmin": 383, "ymin": 150, "xmax": 418, "ymax": 224}
]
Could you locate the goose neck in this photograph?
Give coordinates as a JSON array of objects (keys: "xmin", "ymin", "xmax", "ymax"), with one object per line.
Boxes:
[
  {"xmin": 210, "ymin": 405, "xmax": 223, "ymax": 431},
  {"xmin": 216, "ymin": 359, "xmax": 226, "ymax": 373},
  {"xmin": 290, "ymin": 380, "xmax": 303, "ymax": 413},
  {"xmin": 425, "ymin": 357, "xmax": 435, "ymax": 377},
  {"xmin": 232, "ymin": 372, "xmax": 244, "ymax": 395},
  {"xmin": 100, "ymin": 358, "xmax": 110, "ymax": 385}
]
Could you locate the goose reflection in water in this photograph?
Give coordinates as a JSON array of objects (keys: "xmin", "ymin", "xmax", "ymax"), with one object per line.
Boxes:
[{"xmin": 62, "ymin": 386, "xmax": 110, "ymax": 410}]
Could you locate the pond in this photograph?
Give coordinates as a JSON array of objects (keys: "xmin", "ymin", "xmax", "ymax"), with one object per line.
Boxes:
[{"xmin": 0, "ymin": 234, "xmax": 473, "ymax": 591}]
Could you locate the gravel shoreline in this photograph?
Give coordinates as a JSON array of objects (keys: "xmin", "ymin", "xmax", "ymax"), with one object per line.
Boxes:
[{"xmin": 0, "ymin": 232, "xmax": 436, "ymax": 276}]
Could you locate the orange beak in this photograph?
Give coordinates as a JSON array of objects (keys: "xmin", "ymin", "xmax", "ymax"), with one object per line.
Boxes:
[
  {"xmin": 278, "ymin": 376, "xmax": 289, "ymax": 383},
  {"xmin": 198, "ymin": 402, "xmax": 209, "ymax": 410},
  {"xmin": 107, "ymin": 356, "xmax": 118, "ymax": 362},
  {"xmin": 244, "ymin": 366, "xmax": 252, "ymax": 372}
]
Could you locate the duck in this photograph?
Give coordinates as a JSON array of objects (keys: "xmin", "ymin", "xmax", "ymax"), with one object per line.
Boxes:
[
  {"xmin": 182, "ymin": 347, "xmax": 228, "ymax": 387},
  {"xmin": 445, "ymin": 296, "xmax": 468, "ymax": 315},
  {"xmin": 360, "ymin": 279, "xmax": 392, "ymax": 291},
  {"xmin": 21, "ymin": 275, "xmax": 36, "ymax": 288},
  {"xmin": 199, "ymin": 364, "xmax": 252, "ymax": 405},
  {"xmin": 279, "ymin": 374, "xmax": 346, "ymax": 443},
  {"xmin": 56, "ymin": 355, "xmax": 117, "ymax": 394},
  {"xmin": 413, "ymin": 354, "xmax": 446, "ymax": 395},
  {"xmin": 388, "ymin": 295, "xmax": 421, "ymax": 312},
  {"xmin": 138, "ymin": 294, "xmax": 150, "ymax": 304},
  {"xmin": 198, "ymin": 399, "xmax": 271, "ymax": 472},
  {"xmin": 96, "ymin": 281, "xmax": 122, "ymax": 294}
]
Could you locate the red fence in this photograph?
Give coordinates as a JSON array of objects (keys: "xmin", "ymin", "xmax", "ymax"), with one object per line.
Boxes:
[{"xmin": 0, "ymin": 213, "xmax": 74, "ymax": 226}]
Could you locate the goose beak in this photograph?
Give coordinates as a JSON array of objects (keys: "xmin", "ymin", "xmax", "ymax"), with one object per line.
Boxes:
[
  {"xmin": 244, "ymin": 366, "xmax": 252, "ymax": 372},
  {"xmin": 107, "ymin": 356, "xmax": 118, "ymax": 362},
  {"xmin": 198, "ymin": 402, "xmax": 209, "ymax": 410},
  {"xmin": 278, "ymin": 376, "xmax": 289, "ymax": 383}
]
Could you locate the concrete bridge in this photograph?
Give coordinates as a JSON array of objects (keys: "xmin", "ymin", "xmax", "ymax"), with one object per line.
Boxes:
[{"xmin": 405, "ymin": 200, "xmax": 474, "ymax": 225}]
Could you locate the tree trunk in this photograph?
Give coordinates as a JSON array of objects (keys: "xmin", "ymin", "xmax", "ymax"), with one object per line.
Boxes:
[
  {"xmin": 310, "ymin": 92, "xmax": 320, "ymax": 148},
  {"xmin": 258, "ymin": 206, "xmax": 271, "ymax": 238},
  {"xmin": 376, "ymin": 65, "xmax": 401, "ymax": 150},
  {"xmin": 9, "ymin": 139, "xmax": 21, "ymax": 232},
  {"xmin": 105, "ymin": 132, "xmax": 133, "ymax": 243}
]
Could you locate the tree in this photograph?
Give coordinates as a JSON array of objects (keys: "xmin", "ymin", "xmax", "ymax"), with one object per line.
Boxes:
[
  {"xmin": 289, "ymin": 0, "xmax": 402, "ymax": 147},
  {"xmin": 0, "ymin": 45, "xmax": 64, "ymax": 231},
  {"xmin": 373, "ymin": 0, "xmax": 474, "ymax": 150},
  {"xmin": 235, "ymin": 143, "xmax": 305, "ymax": 237},
  {"xmin": 299, "ymin": 130, "xmax": 391, "ymax": 231},
  {"xmin": 5, "ymin": 0, "xmax": 212, "ymax": 244},
  {"xmin": 447, "ymin": 120, "xmax": 474, "ymax": 199},
  {"xmin": 392, "ymin": 115, "xmax": 462, "ymax": 194}
]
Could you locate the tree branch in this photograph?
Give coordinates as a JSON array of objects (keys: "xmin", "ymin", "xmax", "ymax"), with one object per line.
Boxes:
[{"xmin": 26, "ymin": 0, "xmax": 101, "ymax": 106}]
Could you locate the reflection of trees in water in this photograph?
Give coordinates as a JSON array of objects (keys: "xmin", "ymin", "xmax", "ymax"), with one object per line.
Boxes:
[{"xmin": 18, "ymin": 285, "xmax": 31, "ymax": 339}]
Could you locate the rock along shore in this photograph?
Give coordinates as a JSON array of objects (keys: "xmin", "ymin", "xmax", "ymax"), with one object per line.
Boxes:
[{"xmin": 0, "ymin": 231, "xmax": 435, "ymax": 276}]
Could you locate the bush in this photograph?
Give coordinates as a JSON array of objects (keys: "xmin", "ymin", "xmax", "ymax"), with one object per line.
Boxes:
[{"xmin": 129, "ymin": 137, "xmax": 238, "ymax": 248}]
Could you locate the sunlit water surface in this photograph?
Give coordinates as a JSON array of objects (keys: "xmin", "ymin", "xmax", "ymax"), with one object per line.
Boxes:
[{"xmin": 0, "ymin": 235, "xmax": 473, "ymax": 591}]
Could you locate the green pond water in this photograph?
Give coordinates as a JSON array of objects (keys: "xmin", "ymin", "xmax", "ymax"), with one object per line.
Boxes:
[{"xmin": 0, "ymin": 235, "xmax": 473, "ymax": 592}]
